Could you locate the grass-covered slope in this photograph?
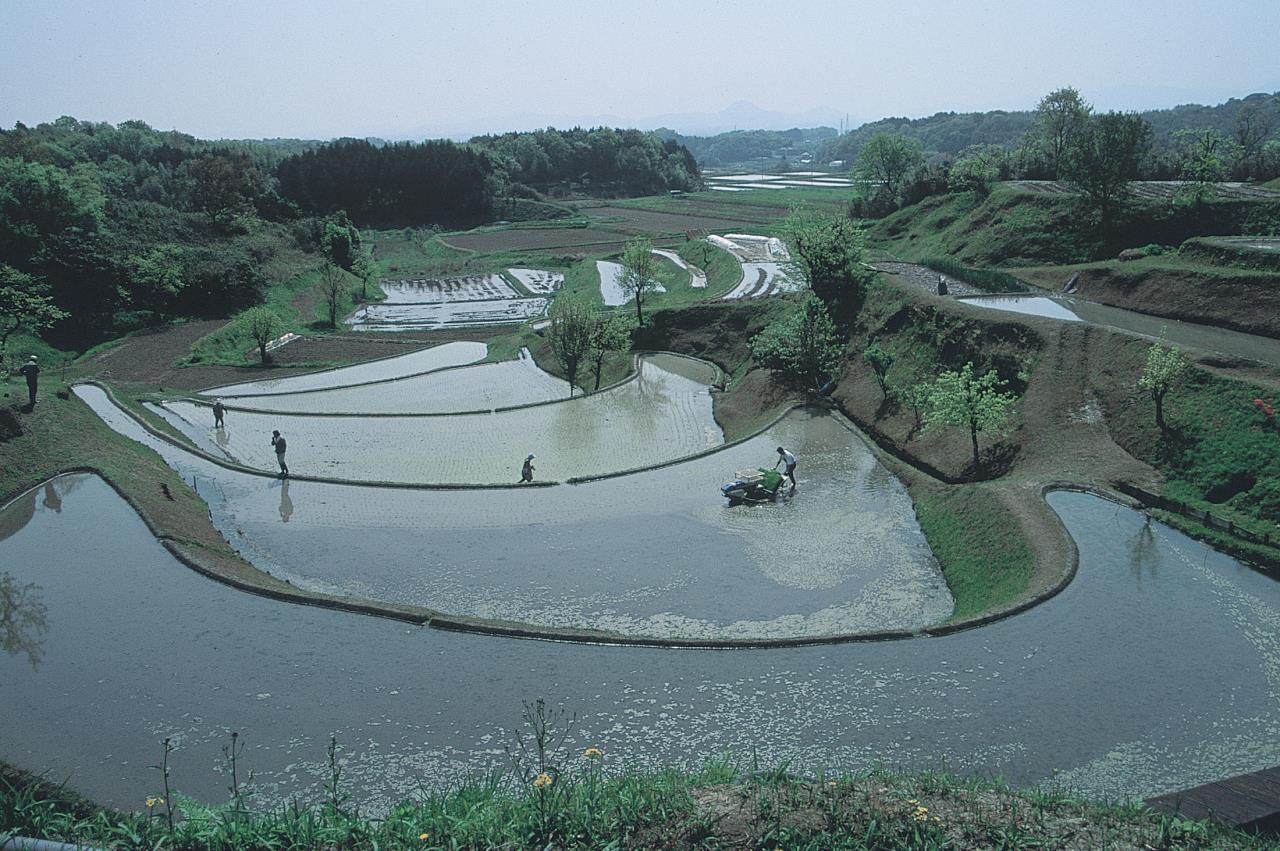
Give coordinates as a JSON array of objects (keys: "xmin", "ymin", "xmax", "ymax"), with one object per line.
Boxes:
[{"xmin": 868, "ymin": 184, "xmax": 1280, "ymax": 267}]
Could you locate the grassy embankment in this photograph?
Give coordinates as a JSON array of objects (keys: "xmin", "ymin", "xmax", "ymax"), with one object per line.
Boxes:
[
  {"xmin": 867, "ymin": 184, "xmax": 1280, "ymax": 267},
  {"xmin": 5, "ymin": 756, "xmax": 1272, "ymax": 851},
  {"xmin": 636, "ymin": 285, "xmax": 1041, "ymax": 621}
]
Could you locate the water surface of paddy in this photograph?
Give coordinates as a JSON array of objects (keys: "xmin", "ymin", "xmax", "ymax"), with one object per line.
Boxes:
[{"xmin": 3, "ymin": 476, "xmax": 1278, "ymax": 811}]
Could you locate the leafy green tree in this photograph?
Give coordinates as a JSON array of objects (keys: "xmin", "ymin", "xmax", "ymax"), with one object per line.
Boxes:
[
  {"xmin": 852, "ymin": 133, "xmax": 925, "ymax": 207},
  {"xmin": 351, "ymin": 246, "xmax": 376, "ymax": 301},
  {"xmin": 1138, "ymin": 330, "xmax": 1189, "ymax": 431},
  {"xmin": 319, "ymin": 262, "xmax": 351, "ymax": 328},
  {"xmin": 1063, "ymin": 112, "xmax": 1153, "ymax": 233},
  {"xmin": 547, "ymin": 294, "xmax": 594, "ymax": 397},
  {"xmin": 125, "ymin": 245, "xmax": 184, "ymax": 314},
  {"xmin": 1034, "ymin": 87, "xmax": 1092, "ymax": 179},
  {"xmin": 782, "ymin": 208, "xmax": 874, "ymax": 323},
  {"xmin": 588, "ymin": 310, "xmax": 632, "ymax": 391},
  {"xmin": 948, "ymin": 144, "xmax": 1006, "ymax": 195},
  {"xmin": 924, "ymin": 363, "xmax": 1018, "ymax": 470},
  {"xmin": 892, "ymin": 378, "xmax": 932, "ymax": 432},
  {"xmin": 863, "ymin": 343, "xmax": 894, "ymax": 400},
  {"xmin": 1172, "ymin": 128, "xmax": 1242, "ymax": 206},
  {"xmin": 238, "ymin": 306, "xmax": 281, "ymax": 364},
  {"xmin": 0, "ymin": 266, "xmax": 66, "ymax": 369},
  {"xmin": 619, "ymin": 236, "xmax": 659, "ymax": 327},
  {"xmin": 748, "ymin": 294, "xmax": 844, "ymax": 390}
]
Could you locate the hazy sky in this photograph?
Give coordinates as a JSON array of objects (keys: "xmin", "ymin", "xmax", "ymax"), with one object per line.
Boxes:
[{"xmin": 2, "ymin": 0, "xmax": 1277, "ymax": 140}]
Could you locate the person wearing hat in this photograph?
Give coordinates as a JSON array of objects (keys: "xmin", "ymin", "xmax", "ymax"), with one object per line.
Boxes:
[
  {"xmin": 19, "ymin": 355, "xmax": 39, "ymax": 406},
  {"xmin": 270, "ymin": 429, "xmax": 289, "ymax": 478},
  {"xmin": 212, "ymin": 398, "xmax": 227, "ymax": 429},
  {"xmin": 520, "ymin": 453, "xmax": 535, "ymax": 483}
]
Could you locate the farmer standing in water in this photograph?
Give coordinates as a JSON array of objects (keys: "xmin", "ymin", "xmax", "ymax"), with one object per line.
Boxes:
[{"xmin": 774, "ymin": 446, "xmax": 797, "ymax": 488}]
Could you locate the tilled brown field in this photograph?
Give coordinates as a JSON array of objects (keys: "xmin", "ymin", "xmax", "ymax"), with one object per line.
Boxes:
[
  {"xmin": 441, "ymin": 227, "xmax": 631, "ymax": 252},
  {"xmin": 585, "ymin": 205, "xmax": 770, "ymax": 234}
]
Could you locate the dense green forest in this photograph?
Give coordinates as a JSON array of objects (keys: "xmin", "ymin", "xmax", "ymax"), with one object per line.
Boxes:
[
  {"xmin": 469, "ymin": 127, "xmax": 702, "ymax": 197},
  {"xmin": 0, "ymin": 119, "xmax": 701, "ymax": 350}
]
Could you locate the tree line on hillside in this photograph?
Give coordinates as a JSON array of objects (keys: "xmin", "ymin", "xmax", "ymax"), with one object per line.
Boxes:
[
  {"xmin": 820, "ymin": 90, "xmax": 1280, "ymax": 184},
  {"xmin": 0, "ymin": 117, "xmax": 700, "ymax": 354},
  {"xmin": 654, "ymin": 127, "xmax": 839, "ymax": 168},
  {"xmin": 469, "ymin": 127, "xmax": 702, "ymax": 197},
  {"xmin": 841, "ymin": 88, "xmax": 1280, "ymax": 224}
]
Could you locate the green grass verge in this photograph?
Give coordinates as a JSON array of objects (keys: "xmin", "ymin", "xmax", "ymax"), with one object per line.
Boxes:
[
  {"xmin": 918, "ymin": 256, "xmax": 1030, "ymax": 293},
  {"xmin": 4, "ymin": 755, "xmax": 1271, "ymax": 850},
  {"xmin": 911, "ymin": 484, "xmax": 1035, "ymax": 621}
]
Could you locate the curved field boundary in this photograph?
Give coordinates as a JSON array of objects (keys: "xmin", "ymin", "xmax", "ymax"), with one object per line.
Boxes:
[
  {"xmin": 198, "ymin": 341, "xmax": 486, "ymax": 398},
  {"xmin": 66, "ymin": 383, "xmax": 1101, "ymax": 648},
  {"xmin": 182, "ymin": 351, "xmax": 716, "ymax": 420},
  {"xmin": 78, "ymin": 382, "xmax": 559, "ymax": 492}
]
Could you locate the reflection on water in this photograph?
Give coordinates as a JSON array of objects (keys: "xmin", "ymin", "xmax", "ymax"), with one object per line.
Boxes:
[
  {"xmin": 0, "ymin": 572, "xmax": 47, "ymax": 670},
  {"xmin": 41, "ymin": 482, "xmax": 62, "ymax": 513},
  {"xmin": 277, "ymin": 480, "xmax": 293, "ymax": 523},
  {"xmin": 960, "ymin": 296, "xmax": 1082, "ymax": 322},
  {"xmin": 1128, "ymin": 517, "xmax": 1160, "ymax": 586}
]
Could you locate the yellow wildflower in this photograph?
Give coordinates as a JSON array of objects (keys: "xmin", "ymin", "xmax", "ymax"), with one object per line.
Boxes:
[
  {"xmin": 907, "ymin": 799, "xmax": 918, "ymax": 805},
  {"xmin": 533, "ymin": 772, "xmax": 553, "ymax": 788},
  {"xmin": 145, "ymin": 796, "xmax": 164, "ymax": 808},
  {"xmin": 583, "ymin": 747, "xmax": 603, "ymax": 758},
  {"xmin": 419, "ymin": 833, "xmax": 430, "ymax": 841}
]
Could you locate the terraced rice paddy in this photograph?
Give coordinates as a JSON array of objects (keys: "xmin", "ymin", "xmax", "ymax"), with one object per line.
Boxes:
[
  {"xmin": 710, "ymin": 234, "xmax": 800, "ymax": 299},
  {"xmin": 154, "ymin": 353, "xmax": 720, "ymax": 484},
  {"xmin": 5, "ymin": 474, "xmax": 1280, "ymax": 811},
  {"xmin": 506, "ymin": 267, "xmax": 564, "ymax": 293},
  {"xmin": 346, "ymin": 298, "xmax": 549, "ymax": 331},
  {"xmin": 597, "ymin": 260, "xmax": 667, "ymax": 306},
  {"xmin": 199, "ymin": 342, "xmax": 488, "ymax": 396}
]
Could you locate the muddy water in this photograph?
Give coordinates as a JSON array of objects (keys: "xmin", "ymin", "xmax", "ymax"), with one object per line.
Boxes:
[
  {"xmin": 218, "ymin": 352, "xmax": 567, "ymax": 415},
  {"xmin": 3, "ymin": 476, "xmax": 1279, "ymax": 812},
  {"xmin": 960, "ymin": 295, "xmax": 1280, "ymax": 366},
  {"xmin": 154, "ymin": 356, "xmax": 722, "ymax": 484},
  {"xmin": 202, "ymin": 342, "xmax": 488, "ymax": 397}
]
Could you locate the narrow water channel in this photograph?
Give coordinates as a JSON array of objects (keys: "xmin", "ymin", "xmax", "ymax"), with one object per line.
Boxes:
[{"xmin": 2, "ymin": 475, "xmax": 1278, "ymax": 812}]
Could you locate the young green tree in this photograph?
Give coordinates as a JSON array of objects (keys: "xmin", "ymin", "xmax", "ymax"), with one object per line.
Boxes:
[
  {"xmin": 1063, "ymin": 111, "xmax": 1153, "ymax": 233},
  {"xmin": 1173, "ymin": 128, "xmax": 1242, "ymax": 206},
  {"xmin": 351, "ymin": 246, "xmax": 376, "ymax": 302},
  {"xmin": 1138, "ymin": 330, "xmax": 1189, "ymax": 431},
  {"xmin": 782, "ymin": 208, "xmax": 874, "ymax": 324},
  {"xmin": 0, "ymin": 265, "xmax": 66, "ymax": 369},
  {"xmin": 238, "ymin": 306, "xmax": 282, "ymax": 364},
  {"xmin": 320, "ymin": 261, "xmax": 351, "ymax": 328},
  {"xmin": 924, "ymin": 363, "xmax": 1018, "ymax": 471},
  {"xmin": 892, "ymin": 379, "xmax": 932, "ymax": 433},
  {"xmin": 852, "ymin": 133, "xmax": 925, "ymax": 208},
  {"xmin": 748, "ymin": 294, "xmax": 844, "ymax": 390},
  {"xmin": 619, "ymin": 236, "xmax": 659, "ymax": 327},
  {"xmin": 547, "ymin": 294, "xmax": 595, "ymax": 397},
  {"xmin": 863, "ymin": 343, "xmax": 895, "ymax": 400},
  {"xmin": 1034, "ymin": 87, "xmax": 1092, "ymax": 179},
  {"xmin": 588, "ymin": 310, "xmax": 632, "ymax": 391}
]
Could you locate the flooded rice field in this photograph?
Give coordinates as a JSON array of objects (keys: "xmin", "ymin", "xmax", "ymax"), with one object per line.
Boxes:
[
  {"xmin": 960, "ymin": 295, "xmax": 1280, "ymax": 366},
  {"xmin": 204, "ymin": 350, "xmax": 566, "ymax": 415},
  {"xmin": 345, "ymin": 298, "xmax": 549, "ymax": 332},
  {"xmin": 151, "ymin": 355, "xmax": 720, "ymax": 485},
  {"xmin": 84, "ymin": 392, "xmax": 955, "ymax": 639},
  {"xmin": 597, "ymin": 260, "xmax": 666, "ymax": 306},
  {"xmin": 377, "ymin": 274, "xmax": 517, "ymax": 303},
  {"xmin": 202, "ymin": 341, "xmax": 487, "ymax": 397},
  {"xmin": 3, "ymin": 476, "xmax": 1279, "ymax": 812}
]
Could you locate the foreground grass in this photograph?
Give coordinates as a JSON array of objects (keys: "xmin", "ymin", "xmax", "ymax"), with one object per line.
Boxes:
[{"xmin": 4, "ymin": 756, "xmax": 1272, "ymax": 850}]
